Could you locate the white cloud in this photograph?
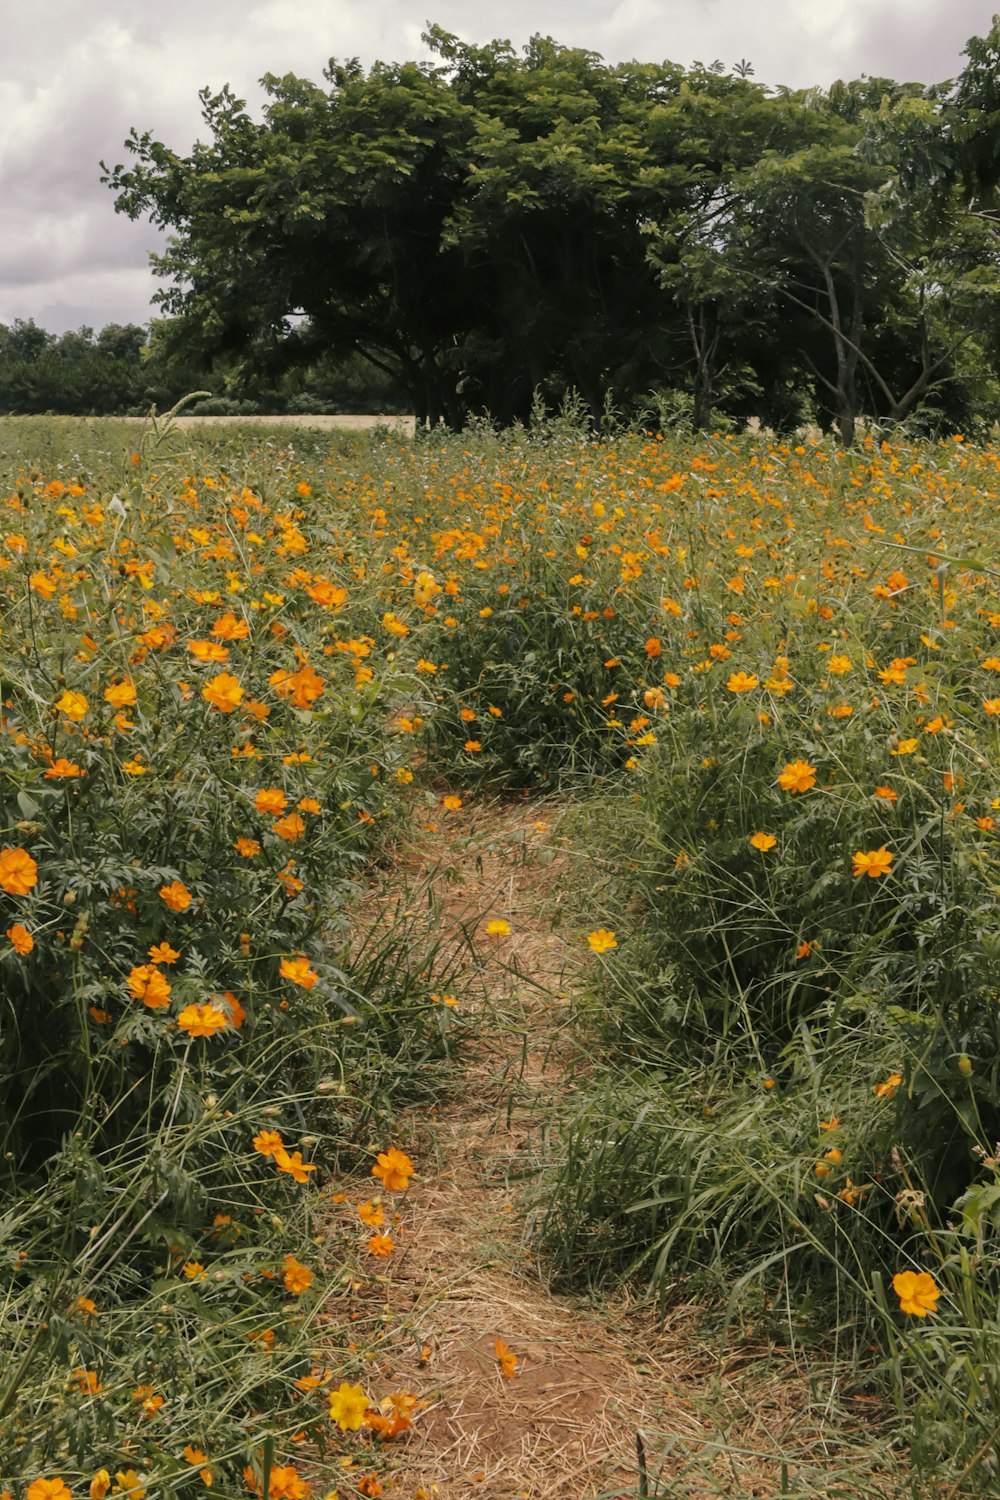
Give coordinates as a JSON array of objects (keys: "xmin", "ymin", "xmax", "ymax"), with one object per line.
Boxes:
[{"xmin": 0, "ymin": 0, "xmax": 987, "ymax": 332}]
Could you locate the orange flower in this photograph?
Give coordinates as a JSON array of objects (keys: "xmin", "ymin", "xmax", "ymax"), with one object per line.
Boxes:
[
  {"xmin": 874, "ymin": 1071, "xmax": 903, "ymax": 1100},
  {"xmin": 148, "ymin": 941, "xmax": 180, "ymax": 965},
  {"xmin": 159, "ymin": 880, "xmax": 192, "ymax": 912},
  {"xmin": 201, "ymin": 672, "xmax": 243, "ymax": 713},
  {"xmin": 366, "ymin": 1232, "xmax": 395, "ymax": 1257},
  {"xmin": 372, "ymin": 1147, "xmax": 415, "ymax": 1193},
  {"xmin": 270, "ymin": 664, "xmax": 325, "ymax": 709},
  {"xmin": 495, "ymin": 1339, "xmax": 519, "ymax": 1380},
  {"xmin": 188, "ymin": 639, "xmax": 230, "ymax": 663},
  {"xmin": 442, "ymin": 794, "xmax": 463, "ymax": 810},
  {"xmin": 253, "ymin": 1129, "xmax": 286, "ymax": 1158},
  {"xmin": 777, "ymin": 759, "xmax": 816, "ymax": 793},
  {"xmin": 235, "ymin": 837, "xmax": 261, "ymax": 857},
  {"xmin": 26, "ymin": 1481, "xmax": 73, "ymax": 1500},
  {"xmin": 274, "ymin": 1149, "xmax": 317, "ymax": 1183},
  {"xmin": 356, "ymin": 1200, "xmax": 384, "ymax": 1227},
  {"xmin": 211, "ymin": 610, "xmax": 250, "ymax": 640},
  {"xmin": 44, "ymin": 757, "xmax": 84, "ymax": 778},
  {"xmin": 280, "ymin": 955, "xmax": 318, "ymax": 989},
  {"xmin": 0, "ymin": 846, "xmax": 38, "ymax": 895},
  {"xmin": 282, "ymin": 1254, "xmax": 314, "ymax": 1295},
  {"xmin": 272, "ymin": 813, "xmax": 305, "ymax": 842},
  {"xmin": 126, "ymin": 964, "xmax": 171, "ymax": 1007},
  {"xmin": 221, "ymin": 990, "xmax": 247, "ymax": 1028},
  {"xmin": 255, "ymin": 788, "xmax": 287, "ymax": 816},
  {"xmin": 177, "ymin": 1003, "xmax": 228, "ymax": 1038},
  {"xmin": 852, "ymin": 847, "xmax": 893, "ymax": 879},
  {"xmin": 7, "ymin": 923, "xmax": 33, "ymax": 955},
  {"xmin": 587, "ymin": 928, "xmax": 617, "ymax": 952},
  {"xmin": 749, "ymin": 832, "xmax": 776, "ymax": 852}
]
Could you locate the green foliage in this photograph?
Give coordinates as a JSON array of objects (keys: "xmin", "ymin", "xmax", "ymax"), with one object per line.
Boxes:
[
  {"xmin": 0, "ymin": 417, "xmax": 462, "ymax": 1492},
  {"xmin": 100, "ymin": 23, "xmax": 1000, "ymax": 438}
]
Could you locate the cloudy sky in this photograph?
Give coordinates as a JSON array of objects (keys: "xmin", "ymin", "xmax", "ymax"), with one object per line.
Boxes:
[{"xmin": 0, "ymin": 0, "xmax": 993, "ymax": 334}]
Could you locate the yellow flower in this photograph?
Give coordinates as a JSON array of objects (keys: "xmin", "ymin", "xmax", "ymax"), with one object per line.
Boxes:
[
  {"xmin": 828, "ymin": 655, "xmax": 852, "ymax": 675},
  {"xmin": 104, "ymin": 680, "xmax": 137, "ymax": 708},
  {"xmin": 90, "ymin": 1472, "xmax": 112, "ymax": 1500},
  {"xmin": 893, "ymin": 1269, "xmax": 940, "ymax": 1317},
  {"xmin": 328, "ymin": 1381, "xmax": 370, "ymax": 1430},
  {"xmin": 726, "ymin": 671, "xmax": 758, "ymax": 693},
  {"xmin": 587, "ymin": 928, "xmax": 617, "ymax": 953},
  {"xmin": 55, "ymin": 689, "xmax": 88, "ymax": 720},
  {"xmin": 777, "ymin": 759, "xmax": 816, "ymax": 793},
  {"xmin": 852, "ymin": 847, "xmax": 893, "ymax": 879},
  {"xmin": 749, "ymin": 832, "xmax": 777, "ymax": 851},
  {"xmin": 891, "ymin": 737, "xmax": 919, "ymax": 755},
  {"xmin": 485, "ymin": 918, "xmax": 510, "ymax": 936}
]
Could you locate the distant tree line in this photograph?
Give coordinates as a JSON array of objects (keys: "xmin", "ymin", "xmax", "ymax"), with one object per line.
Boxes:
[
  {"xmin": 0, "ymin": 318, "xmax": 407, "ymax": 417},
  {"xmin": 15, "ymin": 17, "xmax": 1000, "ymax": 438}
]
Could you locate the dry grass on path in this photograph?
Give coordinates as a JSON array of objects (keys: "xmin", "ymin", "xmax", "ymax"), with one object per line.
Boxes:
[{"xmin": 323, "ymin": 798, "xmax": 904, "ymax": 1500}]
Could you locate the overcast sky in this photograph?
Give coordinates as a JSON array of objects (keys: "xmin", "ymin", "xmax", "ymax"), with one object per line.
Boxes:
[{"xmin": 0, "ymin": 0, "xmax": 994, "ymax": 334}]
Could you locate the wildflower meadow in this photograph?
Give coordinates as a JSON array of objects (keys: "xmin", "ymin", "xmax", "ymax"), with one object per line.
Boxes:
[{"xmin": 2, "ymin": 408, "xmax": 1000, "ymax": 1496}]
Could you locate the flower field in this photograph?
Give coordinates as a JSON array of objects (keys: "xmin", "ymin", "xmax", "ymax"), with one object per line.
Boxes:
[{"xmin": 2, "ymin": 411, "xmax": 1000, "ymax": 1496}]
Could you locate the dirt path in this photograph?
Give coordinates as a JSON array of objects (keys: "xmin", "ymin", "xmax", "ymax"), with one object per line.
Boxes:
[{"xmin": 333, "ymin": 799, "xmax": 898, "ymax": 1500}]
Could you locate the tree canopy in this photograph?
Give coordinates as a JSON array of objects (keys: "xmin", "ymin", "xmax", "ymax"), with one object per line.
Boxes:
[{"xmin": 89, "ymin": 16, "xmax": 1000, "ymax": 435}]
